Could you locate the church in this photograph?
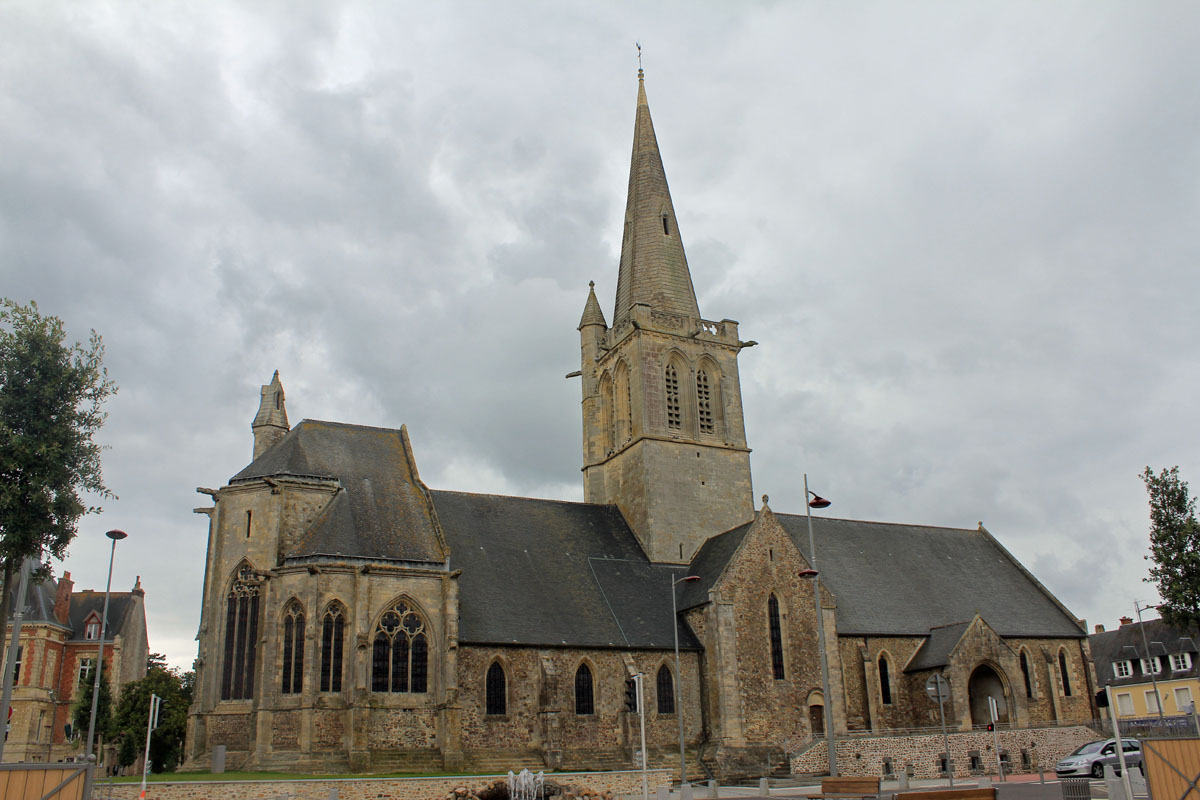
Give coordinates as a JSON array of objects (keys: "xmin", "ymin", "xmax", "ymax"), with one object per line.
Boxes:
[{"xmin": 184, "ymin": 72, "xmax": 1097, "ymax": 778}]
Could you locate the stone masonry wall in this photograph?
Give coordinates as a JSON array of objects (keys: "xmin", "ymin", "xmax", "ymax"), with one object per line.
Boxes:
[
  {"xmin": 792, "ymin": 726, "xmax": 1098, "ymax": 778},
  {"xmin": 101, "ymin": 770, "xmax": 673, "ymax": 800}
]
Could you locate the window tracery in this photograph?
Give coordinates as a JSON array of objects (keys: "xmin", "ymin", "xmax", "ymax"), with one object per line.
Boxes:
[
  {"xmin": 696, "ymin": 368, "xmax": 714, "ymax": 434},
  {"xmin": 320, "ymin": 602, "xmax": 346, "ymax": 693},
  {"xmin": 657, "ymin": 664, "xmax": 675, "ymax": 714},
  {"xmin": 370, "ymin": 600, "xmax": 428, "ymax": 694},
  {"xmin": 281, "ymin": 600, "xmax": 305, "ymax": 694},
  {"xmin": 221, "ymin": 564, "xmax": 261, "ymax": 700}
]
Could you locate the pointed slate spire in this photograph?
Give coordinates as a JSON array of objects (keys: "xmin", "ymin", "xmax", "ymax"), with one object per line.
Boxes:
[
  {"xmin": 612, "ymin": 69, "xmax": 701, "ymax": 324},
  {"xmin": 252, "ymin": 370, "xmax": 290, "ymax": 459},
  {"xmin": 578, "ymin": 281, "xmax": 608, "ymax": 330}
]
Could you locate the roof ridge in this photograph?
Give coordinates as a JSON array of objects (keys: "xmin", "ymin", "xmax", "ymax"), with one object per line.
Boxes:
[
  {"xmin": 431, "ymin": 488, "xmax": 605, "ymax": 508},
  {"xmin": 776, "ymin": 512, "xmax": 977, "ymax": 533},
  {"xmin": 297, "ymin": 418, "xmax": 405, "ymax": 434}
]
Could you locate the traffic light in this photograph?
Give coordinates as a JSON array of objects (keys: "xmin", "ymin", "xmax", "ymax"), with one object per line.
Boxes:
[
  {"xmin": 1095, "ymin": 690, "xmax": 1110, "ymax": 708},
  {"xmin": 986, "ymin": 723, "xmax": 994, "ymax": 732},
  {"xmin": 624, "ymin": 677, "xmax": 638, "ymax": 712}
]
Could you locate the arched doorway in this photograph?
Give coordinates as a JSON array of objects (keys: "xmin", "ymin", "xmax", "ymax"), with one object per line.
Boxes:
[
  {"xmin": 808, "ymin": 690, "xmax": 825, "ymax": 737},
  {"xmin": 968, "ymin": 664, "xmax": 1009, "ymax": 726}
]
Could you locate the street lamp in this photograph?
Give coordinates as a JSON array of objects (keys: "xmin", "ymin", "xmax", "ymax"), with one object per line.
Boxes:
[
  {"xmin": 85, "ymin": 529, "xmax": 127, "ymax": 774},
  {"xmin": 801, "ymin": 474, "xmax": 837, "ymax": 776},
  {"xmin": 671, "ymin": 573, "xmax": 701, "ymax": 786}
]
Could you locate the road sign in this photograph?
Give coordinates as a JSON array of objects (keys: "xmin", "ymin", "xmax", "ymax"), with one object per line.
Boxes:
[{"xmin": 925, "ymin": 674, "xmax": 950, "ymax": 701}]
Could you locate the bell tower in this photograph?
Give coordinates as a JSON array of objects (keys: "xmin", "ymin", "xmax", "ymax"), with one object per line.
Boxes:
[{"xmin": 579, "ymin": 71, "xmax": 754, "ymax": 563}]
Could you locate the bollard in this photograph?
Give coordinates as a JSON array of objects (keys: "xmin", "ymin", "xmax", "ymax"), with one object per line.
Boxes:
[
  {"xmin": 329, "ymin": 788, "xmax": 339, "ymax": 800},
  {"xmin": 658, "ymin": 786, "xmax": 669, "ymax": 800},
  {"xmin": 682, "ymin": 782, "xmax": 695, "ymax": 800},
  {"xmin": 759, "ymin": 778, "xmax": 770, "ymax": 796},
  {"xmin": 708, "ymin": 779, "xmax": 719, "ymax": 798},
  {"xmin": 212, "ymin": 744, "xmax": 226, "ymax": 774},
  {"xmin": 897, "ymin": 771, "xmax": 909, "ymax": 790},
  {"xmin": 978, "ymin": 776, "xmax": 991, "ymax": 789}
]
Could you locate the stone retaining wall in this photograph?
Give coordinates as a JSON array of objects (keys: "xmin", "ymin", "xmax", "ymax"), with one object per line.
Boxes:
[
  {"xmin": 100, "ymin": 769, "xmax": 673, "ymax": 800},
  {"xmin": 793, "ymin": 726, "xmax": 1098, "ymax": 778}
]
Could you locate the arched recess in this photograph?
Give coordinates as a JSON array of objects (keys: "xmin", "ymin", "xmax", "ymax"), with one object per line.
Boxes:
[
  {"xmin": 599, "ymin": 372, "xmax": 614, "ymax": 454},
  {"xmin": 320, "ymin": 600, "xmax": 348, "ymax": 693},
  {"xmin": 694, "ymin": 357, "xmax": 724, "ymax": 438},
  {"xmin": 613, "ymin": 360, "xmax": 633, "ymax": 446},
  {"xmin": 221, "ymin": 560, "xmax": 261, "ymax": 701},
  {"xmin": 767, "ymin": 593, "xmax": 786, "ymax": 680},
  {"xmin": 662, "ymin": 353, "xmax": 689, "ymax": 432},
  {"xmin": 280, "ymin": 598, "xmax": 305, "ymax": 694},
  {"xmin": 968, "ymin": 663, "xmax": 1010, "ymax": 725},
  {"xmin": 656, "ymin": 663, "xmax": 675, "ymax": 714},
  {"xmin": 370, "ymin": 597, "xmax": 430, "ymax": 694}
]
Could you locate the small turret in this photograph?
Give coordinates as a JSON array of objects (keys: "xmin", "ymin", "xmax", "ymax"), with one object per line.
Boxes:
[{"xmin": 252, "ymin": 370, "xmax": 290, "ymax": 459}]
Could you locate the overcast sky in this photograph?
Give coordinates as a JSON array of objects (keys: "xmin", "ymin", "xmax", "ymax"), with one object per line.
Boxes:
[{"xmin": 4, "ymin": 2, "xmax": 1199, "ymax": 671}]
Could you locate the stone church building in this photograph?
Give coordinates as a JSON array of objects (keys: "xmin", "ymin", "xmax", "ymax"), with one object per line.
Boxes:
[{"xmin": 185, "ymin": 72, "xmax": 1097, "ymax": 777}]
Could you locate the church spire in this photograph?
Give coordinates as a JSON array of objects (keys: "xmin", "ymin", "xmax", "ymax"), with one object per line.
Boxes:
[
  {"xmin": 252, "ymin": 370, "xmax": 289, "ymax": 459},
  {"xmin": 612, "ymin": 69, "xmax": 701, "ymax": 324},
  {"xmin": 578, "ymin": 281, "xmax": 608, "ymax": 330}
]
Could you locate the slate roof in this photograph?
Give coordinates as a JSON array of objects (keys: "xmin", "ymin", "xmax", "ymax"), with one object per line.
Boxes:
[
  {"xmin": 233, "ymin": 420, "xmax": 446, "ymax": 564},
  {"xmin": 67, "ymin": 592, "xmax": 137, "ymax": 642},
  {"xmin": 3, "ymin": 575, "xmax": 58, "ymax": 625},
  {"xmin": 430, "ymin": 490, "xmax": 700, "ymax": 650},
  {"xmin": 907, "ymin": 621, "xmax": 972, "ymax": 671},
  {"xmin": 1091, "ymin": 618, "xmax": 1200, "ymax": 688},
  {"xmin": 680, "ymin": 513, "xmax": 1084, "ymax": 639}
]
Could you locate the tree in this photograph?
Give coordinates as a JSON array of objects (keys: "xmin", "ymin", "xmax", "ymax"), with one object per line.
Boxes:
[
  {"xmin": 1143, "ymin": 466, "xmax": 1200, "ymax": 630},
  {"xmin": 112, "ymin": 666, "xmax": 192, "ymax": 773},
  {"xmin": 72, "ymin": 662, "xmax": 115, "ymax": 745},
  {"xmin": 0, "ymin": 299, "xmax": 116, "ymax": 658},
  {"xmin": 146, "ymin": 652, "xmax": 168, "ymax": 671}
]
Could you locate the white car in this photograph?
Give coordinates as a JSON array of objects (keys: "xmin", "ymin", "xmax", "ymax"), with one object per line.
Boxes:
[{"xmin": 1056, "ymin": 739, "xmax": 1142, "ymax": 779}]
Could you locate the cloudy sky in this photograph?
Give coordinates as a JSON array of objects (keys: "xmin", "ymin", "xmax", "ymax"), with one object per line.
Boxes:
[{"xmin": 4, "ymin": 2, "xmax": 1199, "ymax": 671}]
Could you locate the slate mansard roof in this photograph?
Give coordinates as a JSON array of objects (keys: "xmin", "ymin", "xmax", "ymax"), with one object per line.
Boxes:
[
  {"xmin": 233, "ymin": 420, "xmax": 1083, "ymax": 649},
  {"xmin": 1090, "ymin": 618, "xmax": 1200, "ymax": 688}
]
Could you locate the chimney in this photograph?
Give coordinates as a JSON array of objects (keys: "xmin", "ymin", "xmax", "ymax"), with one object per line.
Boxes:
[
  {"xmin": 132, "ymin": 575, "xmax": 144, "ymax": 597},
  {"xmin": 1119, "ymin": 616, "xmax": 1134, "ymax": 626},
  {"xmin": 1095, "ymin": 624, "xmax": 1105, "ymax": 633},
  {"xmin": 53, "ymin": 571, "xmax": 74, "ymax": 626}
]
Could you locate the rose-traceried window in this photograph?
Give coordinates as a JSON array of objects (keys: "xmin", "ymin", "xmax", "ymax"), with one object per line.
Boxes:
[{"xmin": 371, "ymin": 600, "xmax": 428, "ymax": 694}]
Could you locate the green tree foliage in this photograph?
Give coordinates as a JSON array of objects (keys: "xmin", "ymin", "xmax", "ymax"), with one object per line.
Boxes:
[
  {"xmin": 72, "ymin": 662, "xmax": 115, "ymax": 743},
  {"xmin": 117, "ymin": 733, "xmax": 138, "ymax": 768},
  {"xmin": 112, "ymin": 666, "xmax": 193, "ymax": 773},
  {"xmin": 0, "ymin": 299, "xmax": 116, "ymax": 657},
  {"xmin": 1143, "ymin": 466, "xmax": 1200, "ymax": 631},
  {"xmin": 146, "ymin": 652, "xmax": 168, "ymax": 671}
]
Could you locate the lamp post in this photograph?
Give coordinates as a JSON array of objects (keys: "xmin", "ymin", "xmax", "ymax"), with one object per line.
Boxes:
[
  {"xmin": 802, "ymin": 474, "xmax": 837, "ymax": 776},
  {"xmin": 1133, "ymin": 601, "xmax": 1167, "ymax": 722},
  {"xmin": 85, "ymin": 529, "xmax": 127, "ymax": 773},
  {"xmin": 671, "ymin": 573, "xmax": 701, "ymax": 785}
]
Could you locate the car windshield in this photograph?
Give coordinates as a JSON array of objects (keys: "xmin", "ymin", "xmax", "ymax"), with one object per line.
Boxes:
[{"xmin": 1070, "ymin": 742, "xmax": 1106, "ymax": 756}]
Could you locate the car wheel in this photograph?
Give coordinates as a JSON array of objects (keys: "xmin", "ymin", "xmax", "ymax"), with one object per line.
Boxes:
[{"xmin": 1091, "ymin": 762, "xmax": 1104, "ymax": 779}]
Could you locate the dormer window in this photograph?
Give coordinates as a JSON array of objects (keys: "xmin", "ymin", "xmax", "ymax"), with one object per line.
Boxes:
[
  {"xmin": 1171, "ymin": 653, "xmax": 1192, "ymax": 671},
  {"xmin": 1113, "ymin": 660, "xmax": 1132, "ymax": 678},
  {"xmin": 1141, "ymin": 656, "xmax": 1163, "ymax": 675},
  {"xmin": 85, "ymin": 620, "xmax": 100, "ymax": 640}
]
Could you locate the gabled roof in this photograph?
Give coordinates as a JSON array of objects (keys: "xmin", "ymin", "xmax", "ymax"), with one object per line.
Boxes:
[
  {"xmin": 906, "ymin": 621, "xmax": 973, "ymax": 671},
  {"xmin": 233, "ymin": 420, "xmax": 447, "ymax": 564},
  {"xmin": 430, "ymin": 490, "xmax": 700, "ymax": 650},
  {"xmin": 612, "ymin": 70, "xmax": 701, "ymax": 323},
  {"xmin": 1091, "ymin": 618, "xmax": 1200, "ymax": 688},
  {"xmin": 678, "ymin": 513, "xmax": 1084, "ymax": 639}
]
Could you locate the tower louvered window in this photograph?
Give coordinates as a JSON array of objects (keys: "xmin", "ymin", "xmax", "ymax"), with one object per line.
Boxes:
[
  {"xmin": 370, "ymin": 600, "xmax": 428, "ymax": 694},
  {"xmin": 281, "ymin": 600, "xmax": 305, "ymax": 694},
  {"xmin": 696, "ymin": 369, "xmax": 714, "ymax": 434},
  {"xmin": 657, "ymin": 665, "xmax": 675, "ymax": 714},
  {"xmin": 486, "ymin": 661, "xmax": 507, "ymax": 715},
  {"xmin": 221, "ymin": 564, "xmax": 261, "ymax": 700},
  {"xmin": 768, "ymin": 594, "xmax": 785, "ymax": 680},
  {"xmin": 665, "ymin": 364, "xmax": 682, "ymax": 430},
  {"xmin": 320, "ymin": 604, "xmax": 346, "ymax": 693},
  {"xmin": 575, "ymin": 664, "xmax": 594, "ymax": 715}
]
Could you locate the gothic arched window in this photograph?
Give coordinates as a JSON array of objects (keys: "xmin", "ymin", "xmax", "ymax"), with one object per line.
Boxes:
[
  {"xmin": 768, "ymin": 594, "xmax": 785, "ymax": 680},
  {"xmin": 1020, "ymin": 650, "xmax": 1033, "ymax": 698},
  {"xmin": 320, "ymin": 602, "xmax": 346, "ymax": 693},
  {"xmin": 657, "ymin": 665, "xmax": 675, "ymax": 714},
  {"xmin": 878, "ymin": 655, "xmax": 892, "ymax": 705},
  {"xmin": 696, "ymin": 368, "xmax": 714, "ymax": 434},
  {"xmin": 575, "ymin": 663, "xmax": 594, "ymax": 715},
  {"xmin": 221, "ymin": 564, "xmax": 261, "ymax": 701},
  {"xmin": 370, "ymin": 600, "xmax": 428, "ymax": 694},
  {"xmin": 281, "ymin": 600, "xmax": 305, "ymax": 694},
  {"xmin": 1059, "ymin": 650, "xmax": 1073, "ymax": 696},
  {"xmin": 664, "ymin": 362, "xmax": 682, "ymax": 430},
  {"xmin": 486, "ymin": 661, "xmax": 507, "ymax": 715}
]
